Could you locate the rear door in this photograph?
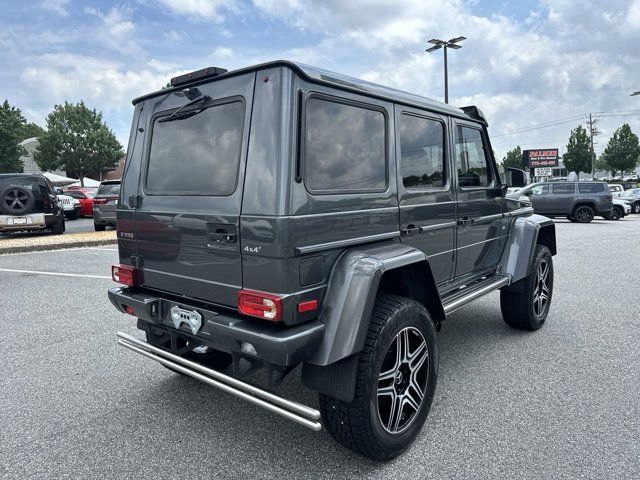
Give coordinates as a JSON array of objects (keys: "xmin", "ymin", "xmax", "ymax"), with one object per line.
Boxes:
[
  {"xmin": 396, "ymin": 106, "xmax": 456, "ymax": 286},
  {"xmin": 134, "ymin": 73, "xmax": 255, "ymax": 307},
  {"xmin": 549, "ymin": 183, "xmax": 575, "ymax": 214},
  {"xmin": 452, "ymin": 121, "xmax": 505, "ymax": 279}
]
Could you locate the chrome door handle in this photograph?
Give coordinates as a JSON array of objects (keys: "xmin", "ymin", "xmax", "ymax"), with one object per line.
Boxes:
[{"xmin": 401, "ymin": 225, "xmax": 421, "ymax": 236}]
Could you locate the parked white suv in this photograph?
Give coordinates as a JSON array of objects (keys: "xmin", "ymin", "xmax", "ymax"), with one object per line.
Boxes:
[{"xmin": 56, "ymin": 192, "xmax": 81, "ymax": 220}]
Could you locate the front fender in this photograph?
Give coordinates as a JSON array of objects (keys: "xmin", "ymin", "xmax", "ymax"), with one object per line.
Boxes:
[
  {"xmin": 308, "ymin": 242, "xmax": 434, "ymax": 366},
  {"xmin": 500, "ymin": 214, "xmax": 556, "ymax": 284}
]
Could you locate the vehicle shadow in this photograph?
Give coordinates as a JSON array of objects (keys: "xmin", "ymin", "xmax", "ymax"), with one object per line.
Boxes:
[{"xmin": 107, "ymin": 299, "xmax": 523, "ymax": 476}]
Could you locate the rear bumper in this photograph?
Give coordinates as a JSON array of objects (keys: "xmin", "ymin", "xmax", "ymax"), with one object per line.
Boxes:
[
  {"xmin": 0, "ymin": 213, "xmax": 58, "ymax": 231},
  {"xmin": 108, "ymin": 286, "xmax": 325, "ymax": 367},
  {"xmin": 94, "ymin": 207, "xmax": 116, "ymax": 225}
]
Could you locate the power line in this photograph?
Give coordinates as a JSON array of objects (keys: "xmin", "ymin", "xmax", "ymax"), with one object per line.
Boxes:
[{"xmin": 491, "ymin": 110, "xmax": 640, "ymax": 138}]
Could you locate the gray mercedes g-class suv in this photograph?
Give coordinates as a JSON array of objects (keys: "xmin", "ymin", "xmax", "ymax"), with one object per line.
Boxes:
[{"xmin": 109, "ymin": 61, "xmax": 556, "ymax": 460}]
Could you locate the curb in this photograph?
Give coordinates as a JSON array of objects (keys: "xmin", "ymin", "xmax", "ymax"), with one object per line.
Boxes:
[{"xmin": 0, "ymin": 238, "xmax": 118, "ymax": 255}]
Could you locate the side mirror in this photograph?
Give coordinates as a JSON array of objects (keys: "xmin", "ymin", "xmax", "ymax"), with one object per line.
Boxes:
[
  {"xmin": 505, "ymin": 168, "xmax": 527, "ymax": 188},
  {"xmin": 486, "ymin": 184, "xmax": 508, "ymax": 198}
]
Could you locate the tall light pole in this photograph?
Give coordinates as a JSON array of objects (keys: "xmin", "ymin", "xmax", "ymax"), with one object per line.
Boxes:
[{"xmin": 426, "ymin": 36, "xmax": 466, "ymax": 103}]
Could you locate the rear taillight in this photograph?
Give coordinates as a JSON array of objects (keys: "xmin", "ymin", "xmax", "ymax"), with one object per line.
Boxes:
[
  {"xmin": 112, "ymin": 264, "xmax": 142, "ymax": 286},
  {"xmin": 238, "ymin": 290, "xmax": 282, "ymax": 322},
  {"xmin": 94, "ymin": 198, "xmax": 108, "ymax": 205}
]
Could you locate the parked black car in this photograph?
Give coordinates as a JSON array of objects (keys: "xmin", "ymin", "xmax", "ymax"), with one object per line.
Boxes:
[
  {"xmin": 511, "ymin": 181, "xmax": 613, "ymax": 223},
  {"xmin": 109, "ymin": 61, "xmax": 556, "ymax": 460},
  {"xmin": 618, "ymin": 188, "xmax": 640, "ymax": 213},
  {"xmin": 0, "ymin": 174, "xmax": 65, "ymax": 234}
]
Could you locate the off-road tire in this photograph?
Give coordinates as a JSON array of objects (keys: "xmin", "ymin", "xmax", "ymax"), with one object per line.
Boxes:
[
  {"xmin": 572, "ymin": 205, "xmax": 594, "ymax": 223},
  {"xmin": 94, "ymin": 223, "xmax": 106, "ymax": 231},
  {"xmin": 319, "ymin": 295, "xmax": 438, "ymax": 461},
  {"xmin": 0, "ymin": 186, "xmax": 35, "ymax": 215},
  {"xmin": 145, "ymin": 332, "xmax": 232, "ymax": 375},
  {"xmin": 51, "ymin": 216, "xmax": 65, "ymax": 235},
  {"xmin": 500, "ymin": 245, "xmax": 553, "ymax": 330}
]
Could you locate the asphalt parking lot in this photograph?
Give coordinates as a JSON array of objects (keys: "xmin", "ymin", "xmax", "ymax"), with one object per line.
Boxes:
[{"xmin": 1, "ymin": 218, "xmax": 639, "ymax": 479}]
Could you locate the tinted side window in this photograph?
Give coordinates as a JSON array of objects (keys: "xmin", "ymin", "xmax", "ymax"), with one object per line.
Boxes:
[
  {"xmin": 578, "ymin": 183, "xmax": 605, "ymax": 193},
  {"xmin": 305, "ymin": 97, "xmax": 386, "ymax": 193},
  {"xmin": 399, "ymin": 114, "xmax": 445, "ymax": 189},
  {"xmin": 551, "ymin": 183, "xmax": 575, "ymax": 194},
  {"xmin": 531, "ymin": 184, "xmax": 548, "ymax": 195},
  {"xmin": 455, "ymin": 126, "xmax": 490, "ymax": 187},
  {"xmin": 146, "ymin": 101, "xmax": 244, "ymax": 195}
]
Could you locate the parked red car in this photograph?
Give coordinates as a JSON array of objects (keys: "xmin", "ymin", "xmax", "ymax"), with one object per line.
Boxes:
[{"xmin": 64, "ymin": 187, "xmax": 97, "ymax": 217}]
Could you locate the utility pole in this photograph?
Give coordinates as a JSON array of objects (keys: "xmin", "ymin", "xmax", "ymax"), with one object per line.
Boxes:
[
  {"xmin": 586, "ymin": 113, "xmax": 599, "ymax": 180},
  {"xmin": 426, "ymin": 36, "xmax": 466, "ymax": 104}
]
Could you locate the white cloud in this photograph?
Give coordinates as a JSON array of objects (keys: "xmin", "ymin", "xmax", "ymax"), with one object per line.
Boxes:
[
  {"xmin": 250, "ymin": 0, "xmax": 640, "ymax": 159},
  {"xmin": 85, "ymin": 6, "xmax": 142, "ymax": 56},
  {"xmin": 212, "ymin": 47, "xmax": 234, "ymax": 59},
  {"xmin": 39, "ymin": 0, "xmax": 69, "ymax": 17},
  {"xmin": 156, "ymin": 0, "xmax": 240, "ymax": 22}
]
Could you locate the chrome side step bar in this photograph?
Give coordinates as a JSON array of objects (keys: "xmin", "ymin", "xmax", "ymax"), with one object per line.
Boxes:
[
  {"xmin": 442, "ymin": 275, "xmax": 510, "ymax": 315},
  {"xmin": 116, "ymin": 332, "xmax": 322, "ymax": 431}
]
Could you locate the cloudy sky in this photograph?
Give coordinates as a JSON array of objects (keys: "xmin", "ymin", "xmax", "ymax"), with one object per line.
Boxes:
[{"xmin": 2, "ymin": 0, "xmax": 639, "ymax": 160}]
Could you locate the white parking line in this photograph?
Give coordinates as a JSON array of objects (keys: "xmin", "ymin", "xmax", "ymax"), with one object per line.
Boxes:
[
  {"xmin": 0, "ymin": 246, "xmax": 117, "ymax": 256},
  {"xmin": 0, "ymin": 267, "xmax": 111, "ymax": 280}
]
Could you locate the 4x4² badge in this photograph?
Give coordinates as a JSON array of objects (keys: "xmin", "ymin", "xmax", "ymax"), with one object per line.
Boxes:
[{"xmin": 170, "ymin": 306, "xmax": 202, "ymax": 335}]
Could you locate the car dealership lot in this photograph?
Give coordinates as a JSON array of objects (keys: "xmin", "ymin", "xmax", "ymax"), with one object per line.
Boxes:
[{"xmin": 1, "ymin": 219, "xmax": 639, "ymax": 479}]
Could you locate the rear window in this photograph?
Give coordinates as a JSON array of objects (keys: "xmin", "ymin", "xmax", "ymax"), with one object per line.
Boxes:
[
  {"xmin": 0, "ymin": 177, "xmax": 42, "ymax": 193},
  {"xmin": 551, "ymin": 183, "xmax": 575, "ymax": 194},
  {"xmin": 304, "ymin": 97, "xmax": 386, "ymax": 193},
  {"xmin": 146, "ymin": 100, "xmax": 245, "ymax": 195},
  {"xmin": 578, "ymin": 183, "xmax": 605, "ymax": 193},
  {"xmin": 97, "ymin": 183, "xmax": 121, "ymax": 196}
]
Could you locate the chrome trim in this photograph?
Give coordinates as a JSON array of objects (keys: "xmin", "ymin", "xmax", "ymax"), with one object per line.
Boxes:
[
  {"xmin": 443, "ymin": 276, "xmax": 510, "ymax": 314},
  {"xmin": 295, "ymin": 231, "xmax": 400, "ymax": 255},
  {"xmin": 472, "ymin": 213, "xmax": 504, "ymax": 224},
  {"xmin": 506, "ymin": 207, "xmax": 534, "ymax": 217},
  {"xmin": 419, "ymin": 221, "xmax": 457, "ymax": 233},
  {"xmin": 117, "ymin": 332, "xmax": 322, "ymax": 431}
]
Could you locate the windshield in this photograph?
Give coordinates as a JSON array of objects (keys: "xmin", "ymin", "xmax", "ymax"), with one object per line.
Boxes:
[{"xmin": 621, "ymin": 188, "xmax": 640, "ymax": 197}]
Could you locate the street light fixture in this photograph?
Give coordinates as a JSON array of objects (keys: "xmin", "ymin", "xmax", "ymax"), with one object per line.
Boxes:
[
  {"xmin": 631, "ymin": 91, "xmax": 640, "ymax": 96},
  {"xmin": 426, "ymin": 36, "xmax": 466, "ymax": 104}
]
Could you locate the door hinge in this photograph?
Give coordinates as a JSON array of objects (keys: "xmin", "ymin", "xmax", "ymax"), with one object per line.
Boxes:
[
  {"xmin": 128, "ymin": 195, "xmax": 142, "ymax": 208},
  {"xmin": 130, "ymin": 254, "xmax": 144, "ymax": 268}
]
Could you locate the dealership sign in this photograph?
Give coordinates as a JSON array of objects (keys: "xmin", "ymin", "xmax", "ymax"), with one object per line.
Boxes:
[
  {"xmin": 534, "ymin": 167, "xmax": 553, "ymax": 177},
  {"xmin": 523, "ymin": 149, "xmax": 559, "ymax": 168}
]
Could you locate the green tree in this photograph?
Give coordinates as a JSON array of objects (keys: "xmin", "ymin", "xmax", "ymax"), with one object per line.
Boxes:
[
  {"xmin": 501, "ymin": 145, "xmax": 523, "ymax": 169},
  {"xmin": 35, "ymin": 101, "xmax": 124, "ymax": 185},
  {"xmin": 0, "ymin": 100, "xmax": 27, "ymax": 173},
  {"xmin": 563, "ymin": 125, "xmax": 591, "ymax": 179},
  {"xmin": 600, "ymin": 124, "xmax": 640, "ymax": 178},
  {"xmin": 595, "ymin": 155, "xmax": 616, "ymax": 178},
  {"xmin": 21, "ymin": 122, "xmax": 45, "ymax": 141}
]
